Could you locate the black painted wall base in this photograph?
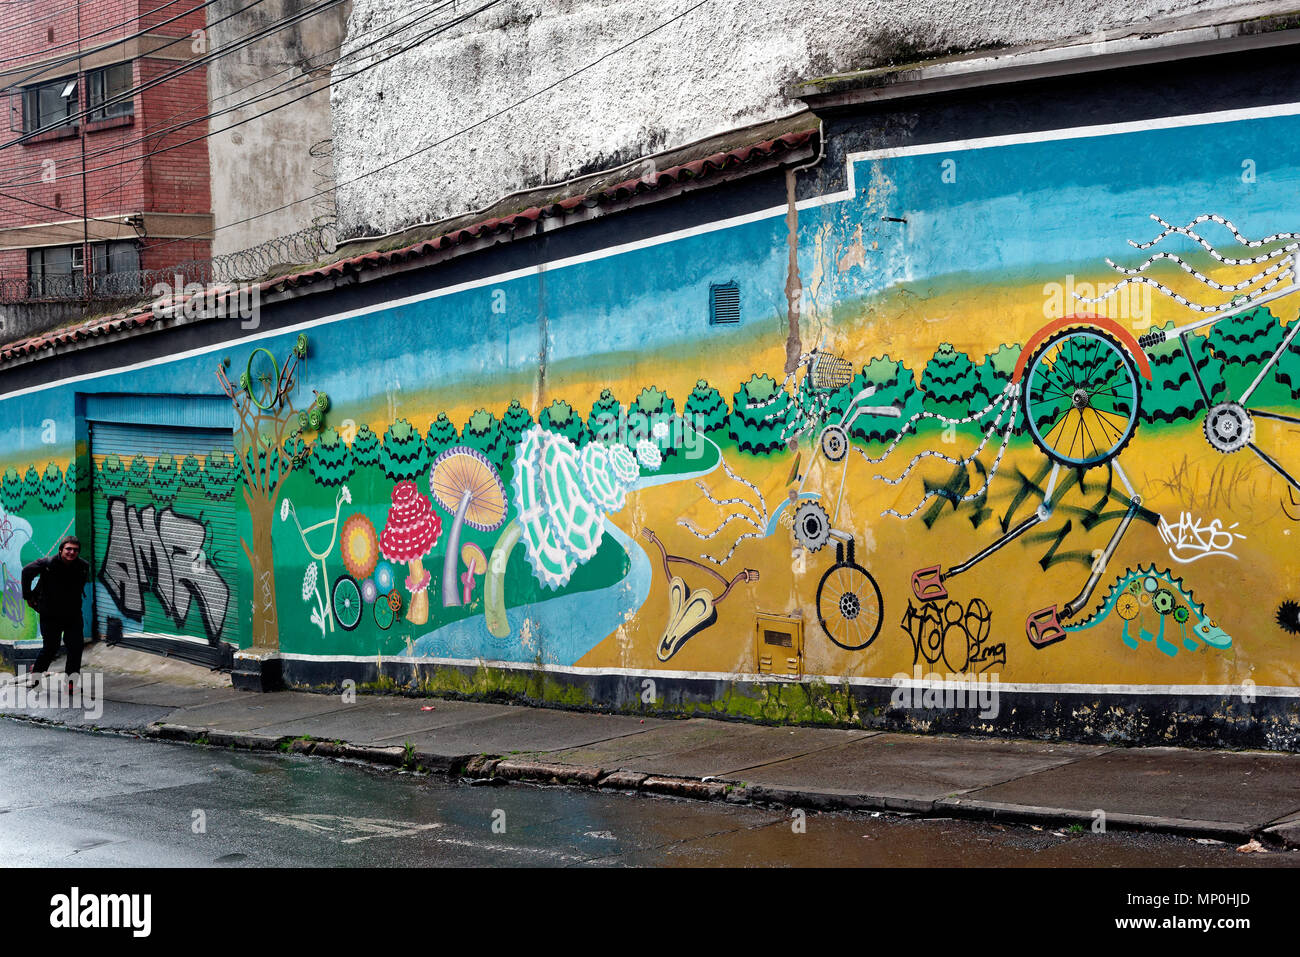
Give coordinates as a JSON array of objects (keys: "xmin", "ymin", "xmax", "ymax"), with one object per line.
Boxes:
[
  {"xmin": 275, "ymin": 656, "xmax": 1300, "ymax": 752},
  {"xmin": 232, "ymin": 651, "xmax": 283, "ymax": 693}
]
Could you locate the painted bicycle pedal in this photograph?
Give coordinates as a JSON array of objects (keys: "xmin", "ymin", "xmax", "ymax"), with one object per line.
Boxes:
[
  {"xmin": 1025, "ymin": 606, "xmax": 1068, "ymax": 647},
  {"xmin": 910, "ymin": 566, "xmax": 947, "ymax": 602}
]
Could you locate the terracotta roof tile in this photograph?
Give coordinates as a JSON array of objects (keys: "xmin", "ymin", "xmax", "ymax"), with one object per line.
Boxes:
[{"xmin": 0, "ymin": 128, "xmax": 815, "ymax": 365}]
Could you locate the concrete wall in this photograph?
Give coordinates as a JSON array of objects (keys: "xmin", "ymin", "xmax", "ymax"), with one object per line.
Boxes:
[
  {"xmin": 206, "ymin": 0, "xmax": 352, "ymax": 258},
  {"xmin": 330, "ymin": 0, "xmax": 1294, "ymax": 238}
]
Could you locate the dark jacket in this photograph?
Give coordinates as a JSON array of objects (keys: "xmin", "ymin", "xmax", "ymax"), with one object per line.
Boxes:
[{"xmin": 21, "ymin": 556, "xmax": 90, "ymax": 619}]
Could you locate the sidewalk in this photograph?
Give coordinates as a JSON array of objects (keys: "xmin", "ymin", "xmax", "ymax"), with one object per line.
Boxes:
[{"xmin": 3, "ymin": 646, "xmax": 1300, "ymax": 850}]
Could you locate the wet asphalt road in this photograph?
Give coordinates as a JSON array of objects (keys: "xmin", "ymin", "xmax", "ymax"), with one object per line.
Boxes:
[{"xmin": 3, "ymin": 718, "xmax": 1299, "ymax": 868}]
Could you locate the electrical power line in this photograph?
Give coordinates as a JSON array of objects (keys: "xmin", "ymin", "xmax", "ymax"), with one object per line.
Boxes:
[
  {"xmin": 0, "ymin": 0, "xmax": 458, "ymax": 183},
  {"xmin": 147, "ymin": 0, "xmax": 715, "ymax": 255},
  {"xmin": 0, "ymin": 0, "xmax": 276, "ymax": 150},
  {"xmin": 0, "ymin": 0, "xmax": 203, "ymax": 73},
  {"xmin": 0, "ymin": 0, "xmax": 93, "ymax": 40},
  {"xmin": 0, "ymin": 0, "xmax": 502, "ymax": 187}
]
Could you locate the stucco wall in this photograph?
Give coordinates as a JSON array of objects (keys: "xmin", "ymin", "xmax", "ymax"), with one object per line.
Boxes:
[
  {"xmin": 206, "ymin": 0, "xmax": 352, "ymax": 257},
  {"xmin": 331, "ymin": 0, "xmax": 1295, "ymax": 238}
]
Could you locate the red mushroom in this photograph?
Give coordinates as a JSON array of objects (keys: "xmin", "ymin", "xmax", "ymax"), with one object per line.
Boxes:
[{"xmin": 379, "ymin": 481, "xmax": 441, "ymax": 626}]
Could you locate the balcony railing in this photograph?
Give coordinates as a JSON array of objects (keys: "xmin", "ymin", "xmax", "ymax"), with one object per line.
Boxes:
[{"xmin": 0, "ymin": 222, "xmax": 337, "ymax": 306}]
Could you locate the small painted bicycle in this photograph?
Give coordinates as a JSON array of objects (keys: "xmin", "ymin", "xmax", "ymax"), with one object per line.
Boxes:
[{"xmin": 781, "ymin": 349, "xmax": 901, "ymax": 650}]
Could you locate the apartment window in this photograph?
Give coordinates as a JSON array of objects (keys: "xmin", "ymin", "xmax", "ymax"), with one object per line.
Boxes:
[
  {"xmin": 88, "ymin": 62, "xmax": 133, "ymax": 120},
  {"xmin": 22, "ymin": 75, "xmax": 78, "ymax": 133},
  {"xmin": 27, "ymin": 244, "xmax": 77, "ymax": 296},
  {"xmin": 27, "ymin": 241, "xmax": 141, "ymax": 297}
]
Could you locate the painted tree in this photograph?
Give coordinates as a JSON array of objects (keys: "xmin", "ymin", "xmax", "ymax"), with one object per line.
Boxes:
[
  {"xmin": 920, "ymin": 343, "xmax": 982, "ymax": 418},
  {"xmin": 380, "ymin": 419, "xmax": 429, "ymax": 481},
  {"xmin": 976, "ymin": 343, "xmax": 1022, "ymax": 427},
  {"xmin": 684, "ymin": 380, "xmax": 728, "ymax": 434},
  {"xmin": 587, "ymin": 389, "xmax": 622, "ymax": 443},
  {"xmin": 729, "ymin": 374, "xmax": 796, "ymax": 455},
  {"xmin": 539, "ymin": 399, "xmax": 588, "ymax": 446},
  {"xmin": 827, "ymin": 356, "xmax": 925, "ymax": 444},
  {"xmin": 124, "ymin": 454, "xmax": 149, "ymax": 489},
  {"xmin": 179, "ymin": 454, "xmax": 205, "ymax": 489},
  {"xmin": 627, "ymin": 385, "xmax": 679, "ymax": 458},
  {"xmin": 501, "ymin": 399, "xmax": 534, "ymax": 447},
  {"xmin": 37, "ymin": 463, "xmax": 66, "ymax": 510},
  {"xmin": 0, "ymin": 468, "xmax": 24, "ymax": 512},
  {"xmin": 63, "ymin": 460, "xmax": 80, "ymax": 496},
  {"xmin": 217, "ymin": 335, "xmax": 314, "ymax": 650},
  {"xmin": 351, "ymin": 424, "xmax": 381, "ymax": 467},
  {"xmin": 424, "ymin": 413, "xmax": 459, "ymax": 460},
  {"xmin": 461, "ymin": 409, "xmax": 508, "ymax": 469},
  {"xmin": 22, "ymin": 466, "xmax": 41, "ymax": 502},
  {"xmin": 1274, "ymin": 328, "xmax": 1300, "ymax": 400},
  {"xmin": 309, "ymin": 427, "xmax": 355, "ymax": 486},
  {"xmin": 203, "ymin": 451, "xmax": 237, "ymax": 500},
  {"xmin": 1142, "ymin": 324, "xmax": 1226, "ymax": 424},
  {"xmin": 1208, "ymin": 305, "xmax": 1291, "ymax": 403},
  {"xmin": 149, "ymin": 454, "xmax": 180, "ymax": 504},
  {"xmin": 98, "ymin": 454, "xmax": 128, "ymax": 494}
]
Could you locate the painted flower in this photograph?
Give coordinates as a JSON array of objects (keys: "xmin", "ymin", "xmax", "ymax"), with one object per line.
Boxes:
[
  {"xmin": 301, "ymin": 562, "xmax": 318, "ymax": 601},
  {"xmin": 280, "ymin": 499, "xmax": 291, "ymax": 521},
  {"xmin": 360, "ymin": 578, "xmax": 378, "ymax": 605},
  {"xmin": 341, "ymin": 485, "xmax": 352, "ymax": 505},
  {"xmin": 636, "ymin": 439, "xmax": 662, "ymax": 471},
  {"xmin": 340, "ymin": 513, "xmax": 380, "ymax": 580}
]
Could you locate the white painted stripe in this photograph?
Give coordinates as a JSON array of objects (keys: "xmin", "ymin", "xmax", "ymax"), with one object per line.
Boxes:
[
  {"xmin": 10, "ymin": 98, "xmax": 1300, "ymax": 402},
  {"xmin": 0, "ymin": 206, "xmax": 792, "ymax": 401},
  {"xmin": 271, "ymin": 651, "xmax": 1300, "ymax": 698}
]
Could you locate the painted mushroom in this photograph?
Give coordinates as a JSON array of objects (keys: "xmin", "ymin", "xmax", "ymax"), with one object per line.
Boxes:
[
  {"xmin": 460, "ymin": 542, "xmax": 487, "ymax": 605},
  {"xmin": 429, "ymin": 446, "xmax": 507, "ymax": 607},
  {"xmin": 379, "ymin": 481, "xmax": 441, "ymax": 625}
]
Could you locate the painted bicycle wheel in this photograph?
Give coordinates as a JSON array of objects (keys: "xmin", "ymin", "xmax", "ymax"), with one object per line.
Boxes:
[
  {"xmin": 816, "ymin": 561, "xmax": 883, "ymax": 650},
  {"xmin": 332, "ymin": 574, "xmax": 362, "ymax": 631},
  {"xmin": 1022, "ymin": 327, "xmax": 1141, "ymax": 468},
  {"xmin": 373, "ymin": 595, "xmax": 395, "ymax": 631}
]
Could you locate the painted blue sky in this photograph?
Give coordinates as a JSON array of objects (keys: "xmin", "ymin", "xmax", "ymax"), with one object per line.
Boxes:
[{"xmin": 7, "ymin": 107, "xmax": 1300, "ymax": 460}]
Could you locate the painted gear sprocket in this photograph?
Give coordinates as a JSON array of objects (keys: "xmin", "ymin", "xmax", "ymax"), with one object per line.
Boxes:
[
  {"xmin": 793, "ymin": 501, "xmax": 832, "ymax": 552},
  {"xmin": 1203, "ymin": 402, "xmax": 1254, "ymax": 454},
  {"xmin": 819, "ymin": 424, "xmax": 849, "ymax": 462}
]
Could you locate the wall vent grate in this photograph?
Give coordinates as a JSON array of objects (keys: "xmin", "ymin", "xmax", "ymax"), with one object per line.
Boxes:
[{"xmin": 710, "ymin": 281, "xmax": 741, "ymax": 324}]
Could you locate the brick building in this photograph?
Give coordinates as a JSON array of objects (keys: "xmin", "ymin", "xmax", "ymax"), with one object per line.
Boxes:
[{"xmin": 0, "ymin": 0, "xmax": 212, "ymax": 327}]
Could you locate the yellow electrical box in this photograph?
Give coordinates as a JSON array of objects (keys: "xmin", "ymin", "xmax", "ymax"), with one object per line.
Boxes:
[{"xmin": 755, "ymin": 613, "xmax": 803, "ymax": 677}]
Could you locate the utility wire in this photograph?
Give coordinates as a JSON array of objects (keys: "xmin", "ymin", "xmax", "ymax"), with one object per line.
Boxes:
[
  {"xmin": 0, "ymin": 0, "xmax": 501, "ymax": 187},
  {"xmin": 0, "ymin": 0, "xmax": 204, "ymax": 73},
  {"xmin": 148, "ymin": 0, "xmax": 715, "ymax": 254},
  {"xmin": 0, "ymin": 0, "xmax": 279, "ymax": 150},
  {"xmin": 0, "ymin": 0, "xmax": 457, "ymax": 182}
]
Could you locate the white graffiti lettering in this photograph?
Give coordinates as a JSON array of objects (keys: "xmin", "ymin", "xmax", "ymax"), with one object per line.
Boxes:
[
  {"xmin": 99, "ymin": 498, "xmax": 230, "ymax": 640},
  {"xmin": 1157, "ymin": 511, "xmax": 1244, "ymax": 564}
]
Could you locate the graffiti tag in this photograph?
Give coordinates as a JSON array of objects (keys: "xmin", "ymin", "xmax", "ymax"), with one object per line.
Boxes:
[
  {"xmin": 1157, "ymin": 511, "xmax": 1244, "ymax": 564},
  {"xmin": 900, "ymin": 597, "xmax": 1005, "ymax": 674},
  {"xmin": 0, "ymin": 563, "xmax": 23, "ymax": 625},
  {"xmin": 99, "ymin": 498, "xmax": 230, "ymax": 641}
]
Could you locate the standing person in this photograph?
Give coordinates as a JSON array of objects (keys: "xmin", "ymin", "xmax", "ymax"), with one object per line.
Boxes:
[{"xmin": 21, "ymin": 536, "xmax": 90, "ymax": 689}]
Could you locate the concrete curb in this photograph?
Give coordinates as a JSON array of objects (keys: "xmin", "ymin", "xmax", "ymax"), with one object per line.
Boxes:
[
  {"xmin": 11, "ymin": 711, "xmax": 1299, "ymax": 850},
  {"xmin": 937, "ymin": 797, "xmax": 1257, "ymax": 843}
]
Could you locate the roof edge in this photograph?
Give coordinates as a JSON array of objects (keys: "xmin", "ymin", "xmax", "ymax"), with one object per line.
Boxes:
[
  {"xmin": 0, "ymin": 116, "xmax": 820, "ymax": 375},
  {"xmin": 791, "ymin": 10, "xmax": 1300, "ymax": 109}
]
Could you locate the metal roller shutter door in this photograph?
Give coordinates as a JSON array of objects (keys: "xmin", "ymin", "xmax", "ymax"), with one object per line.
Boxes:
[{"xmin": 90, "ymin": 422, "xmax": 241, "ymax": 663}]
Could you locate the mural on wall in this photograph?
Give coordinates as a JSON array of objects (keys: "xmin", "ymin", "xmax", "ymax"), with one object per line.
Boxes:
[
  {"xmin": 216, "ymin": 335, "xmax": 322, "ymax": 650},
  {"xmin": 98, "ymin": 498, "xmax": 231, "ymax": 641},
  {"xmin": 0, "ymin": 505, "xmax": 32, "ymax": 630},
  {"xmin": 8, "ymin": 106, "xmax": 1300, "ymax": 702}
]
